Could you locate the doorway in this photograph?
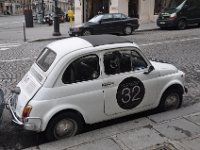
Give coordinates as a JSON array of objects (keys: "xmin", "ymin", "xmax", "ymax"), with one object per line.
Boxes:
[
  {"xmin": 82, "ymin": 0, "xmax": 110, "ymax": 22},
  {"xmin": 128, "ymin": 0, "xmax": 139, "ymax": 18}
]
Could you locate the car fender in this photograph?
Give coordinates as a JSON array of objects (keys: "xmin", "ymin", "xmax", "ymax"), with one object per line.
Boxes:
[
  {"xmin": 177, "ymin": 16, "xmax": 187, "ymax": 23},
  {"xmin": 157, "ymin": 79, "xmax": 184, "ymax": 107},
  {"xmin": 41, "ymin": 104, "xmax": 87, "ymax": 131},
  {"xmin": 125, "ymin": 22, "xmax": 134, "ymax": 28},
  {"xmin": 157, "ymin": 79, "xmax": 184, "ymax": 106}
]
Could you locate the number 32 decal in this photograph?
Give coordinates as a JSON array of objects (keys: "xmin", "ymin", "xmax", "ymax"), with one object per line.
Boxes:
[{"xmin": 116, "ymin": 77, "xmax": 145, "ymax": 109}]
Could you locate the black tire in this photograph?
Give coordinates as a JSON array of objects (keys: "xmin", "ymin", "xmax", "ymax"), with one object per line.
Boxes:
[
  {"xmin": 82, "ymin": 29, "xmax": 92, "ymax": 36},
  {"xmin": 158, "ymin": 89, "xmax": 182, "ymax": 112},
  {"xmin": 177, "ymin": 20, "xmax": 187, "ymax": 30},
  {"xmin": 45, "ymin": 112, "xmax": 84, "ymax": 141},
  {"xmin": 123, "ymin": 26, "xmax": 133, "ymax": 35}
]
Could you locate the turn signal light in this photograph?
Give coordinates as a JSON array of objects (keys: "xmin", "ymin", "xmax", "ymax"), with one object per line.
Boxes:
[{"xmin": 22, "ymin": 105, "xmax": 32, "ymax": 119}]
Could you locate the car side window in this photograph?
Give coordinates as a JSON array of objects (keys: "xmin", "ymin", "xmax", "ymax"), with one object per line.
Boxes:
[
  {"xmin": 104, "ymin": 50, "xmax": 132, "ymax": 75},
  {"xmin": 113, "ymin": 14, "xmax": 122, "ymax": 20},
  {"xmin": 131, "ymin": 50, "xmax": 148, "ymax": 70},
  {"xmin": 62, "ymin": 54, "xmax": 100, "ymax": 84},
  {"xmin": 101, "ymin": 14, "xmax": 113, "ymax": 22}
]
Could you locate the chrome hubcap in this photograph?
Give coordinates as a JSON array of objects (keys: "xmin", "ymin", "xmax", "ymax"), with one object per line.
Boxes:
[
  {"xmin": 178, "ymin": 21, "xmax": 186, "ymax": 29},
  {"xmin": 54, "ymin": 119, "xmax": 76, "ymax": 139},
  {"xmin": 83, "ymin": 30, "xmax": 91, "ymax": 36},
  {"xmin": 165, "ymin": 93, "xmax": 179, "ymax": 109},
  {"xmin": 125, "ymin": 27, "xmax": 132, "ymax": 34}
]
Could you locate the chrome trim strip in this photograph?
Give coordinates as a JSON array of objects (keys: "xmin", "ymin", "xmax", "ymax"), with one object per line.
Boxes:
[{"xmin": 8, "ymin": 95, "xmax": 23, "ymax": 126}]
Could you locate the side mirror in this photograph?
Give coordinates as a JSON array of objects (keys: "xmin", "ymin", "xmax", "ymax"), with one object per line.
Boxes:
[{"xmin": 144, "ymin": 65, "xmax": 154, "ymax": 74}]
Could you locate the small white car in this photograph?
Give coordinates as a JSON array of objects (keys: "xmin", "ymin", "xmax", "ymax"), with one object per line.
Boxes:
[{"xmin": 8, "ymin": 35, "xmax": 187, "ymax": 141}]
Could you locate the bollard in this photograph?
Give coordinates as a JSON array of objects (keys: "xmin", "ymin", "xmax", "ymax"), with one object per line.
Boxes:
[{"xmin": 23, "ymin": 22, "xmax": 27, "ymax": 42}]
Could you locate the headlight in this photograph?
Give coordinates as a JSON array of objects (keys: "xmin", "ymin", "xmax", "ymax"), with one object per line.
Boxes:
[
  {"xmin": 170, "ymin": 13, "xmax": 177, "ymax": 18},
  {"xmin": 73, "ymin": 28, "xmax": 80, "ymax": 32}
]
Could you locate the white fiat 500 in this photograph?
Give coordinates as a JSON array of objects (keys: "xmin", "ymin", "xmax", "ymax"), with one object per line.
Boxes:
[{"xmin": 8, "ymin": 35, "xmax": 187, "ymax": 141}]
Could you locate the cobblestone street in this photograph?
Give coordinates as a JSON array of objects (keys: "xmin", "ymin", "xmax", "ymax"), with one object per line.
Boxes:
[{"xmin": 0, "ymin": 26, "xmax": 200, "ymax": 149}]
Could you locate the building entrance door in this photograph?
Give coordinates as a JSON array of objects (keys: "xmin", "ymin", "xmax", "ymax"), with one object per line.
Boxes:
[
  {"xmin": 82, "ymin": 0, "xmax": 109, "ymax": 22},
  {"xmin": 128, "ymin": 0, "xmax": 139, "ymax": 18}
]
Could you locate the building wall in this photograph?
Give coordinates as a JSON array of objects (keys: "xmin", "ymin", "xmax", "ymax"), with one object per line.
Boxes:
[
  {"xmin": 74, "ymin": 0, "xmax": 82, "ymax": 25},
  {"xmin": 139, "ymin": 0, "xmax": 154, "ymax": 23},
  {"xmin": 74, "ymin": 0, "xmax": 159, "ymax": 25}
]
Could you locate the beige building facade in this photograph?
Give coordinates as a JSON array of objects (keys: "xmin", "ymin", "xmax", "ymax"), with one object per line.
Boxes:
[{"xmin": 74, "ymin": 0, "xmax": 171, "ymax": 25}]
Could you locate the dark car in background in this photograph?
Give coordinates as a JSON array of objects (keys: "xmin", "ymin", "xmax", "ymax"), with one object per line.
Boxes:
[
  {"xmin": 69, "ymin": 13, "xmax": 139, "ymax": 36},
  {"xmin": 157, "ymin": 0, "xmax": 200, "ymax": 30}
]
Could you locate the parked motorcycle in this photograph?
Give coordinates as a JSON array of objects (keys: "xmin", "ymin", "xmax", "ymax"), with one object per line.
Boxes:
[{"xmin": 43, "ymin": 14, "xmax": 53, "ymax": 26}]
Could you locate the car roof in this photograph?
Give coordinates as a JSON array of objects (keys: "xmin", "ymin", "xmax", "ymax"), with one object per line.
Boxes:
[
  {"xmin": 80, "ymin": 35, "xmax": 132, "ymax": 47},
  {"xmin": 47, "ymin": 35, "xmax": 137, "ymax": 57}
]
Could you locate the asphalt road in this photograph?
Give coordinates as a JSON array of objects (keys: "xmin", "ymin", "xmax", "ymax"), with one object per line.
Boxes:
[{"xmin": 0, "ymin": 17, "xmax": 200, "ymax": 149}]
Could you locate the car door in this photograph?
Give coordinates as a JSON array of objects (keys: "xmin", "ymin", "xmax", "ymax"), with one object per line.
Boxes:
[
  {"xmin": 112, "ymin": 13, "xmax": 126, "ymax": 33},
  {"xmin": 99, "ymin": 14, "xmax": 115, "ymax": 33},
  {"xmin": 59, "ymin": 54, "xmax": 104, "ymax": 121},
  {"xmin": 102, "ymin": 48, "xmax": 161, "ymax": 116}
]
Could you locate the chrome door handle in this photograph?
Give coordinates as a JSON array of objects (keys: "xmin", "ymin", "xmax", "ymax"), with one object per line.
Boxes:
[{"xmin": 102, "ymin": 82, "xmax": 114, "ymax": 87}]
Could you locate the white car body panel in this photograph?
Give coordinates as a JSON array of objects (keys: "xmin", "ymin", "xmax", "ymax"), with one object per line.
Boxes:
[{"xmin": 10, "ymin": 36, "xmax": 186, "ymax": 133}]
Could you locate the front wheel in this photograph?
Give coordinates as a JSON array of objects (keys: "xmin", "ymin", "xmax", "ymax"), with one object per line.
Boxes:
[
  {"xmin": 82, "ymin": 29, "xmax": 92, "ymax": 36},
  {"xmin": 123, "ymin": 26, "xmax": 133, "ymax": 35},
  {"xmin": 177, "ymin": 20, "xmax": 187, "ymax": 30},
  {"xmin": 45, "ymin": 112, "xmax": 84, "ymax": 141},
  {"xmin": 158, "ymin": 89, "xmax": 182, "ymax": 112}
]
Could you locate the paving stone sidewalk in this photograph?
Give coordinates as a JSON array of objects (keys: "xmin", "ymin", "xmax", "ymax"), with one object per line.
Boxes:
[{"xmin": 26, "ymin": 102, "xmax": 200, "ymax": 150}]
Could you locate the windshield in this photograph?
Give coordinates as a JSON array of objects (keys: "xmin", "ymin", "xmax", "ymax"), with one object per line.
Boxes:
[
  {"xmin": 167, "ymin": 0, "xmax": 186, "ymax": 9},
  {"xmin": 88, "ymin": 15, "xmax": 103, "ymax": 23},
  {"xmin": 36, "ymin": 48, "xmax": 56, "ymax": 72}
]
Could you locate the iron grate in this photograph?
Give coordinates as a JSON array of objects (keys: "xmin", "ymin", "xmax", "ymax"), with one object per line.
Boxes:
[{"xmin": 145, "ymin": 143, "xmax": 177, "ymax": 150}]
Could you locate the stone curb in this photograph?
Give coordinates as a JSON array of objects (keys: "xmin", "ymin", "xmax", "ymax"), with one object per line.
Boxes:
[{"xmin": 29, "ymin": 27, "xmax": 159, "ymax": 43}]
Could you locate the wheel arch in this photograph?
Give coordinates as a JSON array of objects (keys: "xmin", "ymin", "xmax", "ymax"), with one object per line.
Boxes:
[
  {"xmin": 82, "ymin": 28, "xmax": 93, "ymax": 35},
  {"xmin": 176, "ymin": 17, "xmax": 187, "ymax": 29},
  {"xmin": 158, "ymin": 82, "xmax": 184, "ymax": 107},
  {"xmin": 42, "ymin": 106, "xmax": 86, "ymax": 131}
]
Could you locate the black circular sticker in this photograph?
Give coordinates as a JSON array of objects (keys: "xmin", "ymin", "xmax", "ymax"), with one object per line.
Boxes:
[{"xmin": 116, "ymin": 77, "xmax": 145, "ymax": 110}]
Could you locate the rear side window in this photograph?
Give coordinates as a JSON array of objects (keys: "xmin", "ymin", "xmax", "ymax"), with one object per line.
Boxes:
[
  {"xmin": 62, "ymin": 54, "xmax": 100, "ymax": 84},
  {"xmin": 36, "ymin": 48, "xmax": 56, "ymax": 72}
]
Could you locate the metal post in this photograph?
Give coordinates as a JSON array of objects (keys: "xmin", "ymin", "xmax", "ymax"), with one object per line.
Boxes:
[
  {"xmin": 41, "ymin": 0, "xmax": 44, "ymax": 23},
  {"xmin": 53, "ymin": 0, "xmax": 61, "ymax": 36},
  {"xmin": 23, "ymin": 22, "xmax": 27, "ymax": 42}
]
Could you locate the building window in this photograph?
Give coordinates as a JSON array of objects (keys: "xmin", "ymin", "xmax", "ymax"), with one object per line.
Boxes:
[{"xmin": 154, "ymin": 0, "xmax": 171, "ymax": 15}]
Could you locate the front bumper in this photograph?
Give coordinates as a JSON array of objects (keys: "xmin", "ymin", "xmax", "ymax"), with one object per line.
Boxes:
[
  {"xmin": 68, "ymin": 29, "xmax": 82, "ymax": 36},
  {"xmin": 157, "ymin": 19, "xmax": 177, "ymax": 28},
  {"xmin": 7, "ymin": 94, "xmax": 42, "ymax": 131}
]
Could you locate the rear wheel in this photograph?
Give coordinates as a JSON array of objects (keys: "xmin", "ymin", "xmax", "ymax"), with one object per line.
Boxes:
[
  {"xmin": 123, "ymin": 26, "xmax": 133, "ymax": 35},
  {"xmin": 45, "ymin": 112, "xmax": 84, "ymax": 141},
  {"xmin": 158, "ymin": 89, "xmax": 182, "ymax": 112},
  {"xmin": 177, "ymin": 20, "xmax": 187, "ymax": 30},
  {"xmin": 82, "ymin": 29, "xmax": 92, "ymax": 36}
]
